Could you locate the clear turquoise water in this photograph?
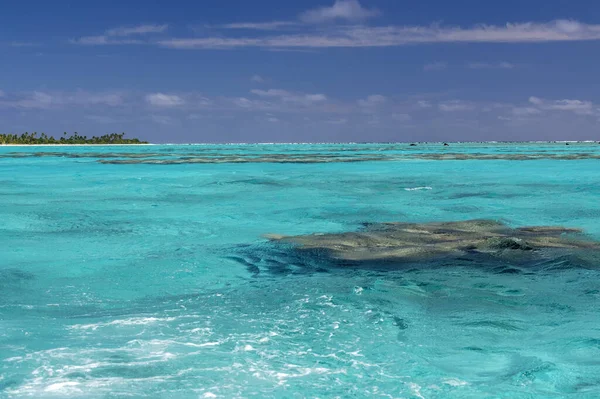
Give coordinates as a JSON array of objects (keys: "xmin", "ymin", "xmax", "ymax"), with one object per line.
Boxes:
[{"xmin": 1, "ymin": 143, "xmax": 600, "ymax": 398}]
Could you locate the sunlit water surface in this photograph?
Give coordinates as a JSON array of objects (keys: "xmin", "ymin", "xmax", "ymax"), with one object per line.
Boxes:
[{"xmin": 1, "ymin": 143, "xmax": 600, "ymax": 398}]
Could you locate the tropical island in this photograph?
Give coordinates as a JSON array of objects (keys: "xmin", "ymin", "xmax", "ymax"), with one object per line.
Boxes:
[{"xmin": 0, "ymin": 132, "xmax": 148, "ymax": 145}]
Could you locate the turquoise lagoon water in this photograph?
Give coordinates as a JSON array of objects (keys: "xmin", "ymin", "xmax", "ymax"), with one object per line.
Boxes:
[{"xmin": 1, "ymin": 143, "xmax": 600, "ymax": 398}]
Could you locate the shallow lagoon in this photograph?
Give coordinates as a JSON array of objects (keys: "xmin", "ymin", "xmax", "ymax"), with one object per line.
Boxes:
[{"xmin": 1, "ymin": 143, "xmax": 600, "ymax": 398}]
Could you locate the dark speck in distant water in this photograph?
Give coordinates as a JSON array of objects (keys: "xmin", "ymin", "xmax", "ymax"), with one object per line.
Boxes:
[
  {"xmin": 463, "ymin": 346, "xmax": 486, "ymax": 352},
  {"xmin": 566, "ymin": 143, "xmax": 570, "ymax": 145},
  {"xmin": 393, "ymin": 316, "xmax": 409, "ymax": 330},
  {"xmin": 409, "ymin": 143, "xmax": 417, "ymax": 146},
  {"xmin": 495, "ymin": 267, "xmax": 523, "ymax": 275},
  {"xmin": 0, "ymin": 268, "xmax": 35, "ymax": 283},
  {"xmin": 444, "ymin": 143, "xmax": 449, "ymax": 146}
]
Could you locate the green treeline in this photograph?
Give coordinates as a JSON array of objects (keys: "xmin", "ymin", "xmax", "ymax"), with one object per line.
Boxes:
[{"xmin": 0, "ymin": 132, "xmax": 147, "ymax": 145}]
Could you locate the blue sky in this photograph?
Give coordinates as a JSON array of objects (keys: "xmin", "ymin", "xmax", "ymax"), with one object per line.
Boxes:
[{"xmin": 1, "ymin": 0, "xmax": 600, "ymax": 143}]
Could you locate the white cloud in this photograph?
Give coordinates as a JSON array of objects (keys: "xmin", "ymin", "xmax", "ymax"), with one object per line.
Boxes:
[
  {"xmin": 512, "ymin": 107, "xmax": 542, "ymax": 116},
  {"xmin": 547, "ymin": 99, "xmax": 593, "ymax": 114},
  {"xmin": 158, "ymin": 20, "xmax": 600, "ymax": 50},
  {"xmin": 221, "ymin": 22, "xmax": 298, "ymax": 30},
  {"xmin": 3, "ymin": 87, "xmax": 599, "ymax": 140},
  {"xmin": 358, "ymin": 94, "xmax": 387, "ymax": 107},
  {"xmin": 439, "ymin": 100, "xmax": 474, "ymax": 112},
  {"xmin": 305, "ymin": 94, "xmax": 327, "ymax": 102},
  {"xmin": 234, "ymin": 97, "xmax": 254, "ymax": 108},
  {"xmin": 19, "ymin": 91, "xmax": 55, "ymax": 109},
  {"xmin": 250, "ymin": 89, "xmax": 327, "ymax": 105},
  {"xmin": 146, "ymin": 93, "xmax": 185, "ymax": 107},
  {"xmin": 251, "ymin": 89, "xmax": 292, "ymax": 98},
  {"xmin": 529, "ymin": 96, "xmax": 544, "ymax": 105},
  {"xmin": 300, "ymin": 0, "xmax": 380, "ymax": 23},
  {"xmin": 197, "ymin": 97, "xmax": 212, "ymax": 107},
  {"xmin": 468, "ymin": 62, "xmax": 515, "ymax": 69},
  {"xmin": 73, "ymin": 24, "xmax": 167, "ymax": 45},
  {"xmin": 72, "ymin": 36, "xmax": 123, "ymax": 45},
  {"xmin": 424, "ymin": 62, "xmax": 447, "ymax": 71},
  {"xmin": 106, "ymin": 24, "xmax": 168, "ymax": 37},
  {"xmin": 528, "ymin": 96, "xmax": 595, "ymax": 115},
  {"xmin": 251, "ymin": 74, "xmax": 265, "ymax": 83},
  {"xmin": 233, "ymin": 97, "xmax": 272, "ymax": 110}
]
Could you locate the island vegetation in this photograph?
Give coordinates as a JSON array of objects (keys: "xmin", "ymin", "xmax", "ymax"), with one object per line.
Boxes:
[{"xmin": 0, "ymin": 132, "xmax": 147, "ymax": 145}]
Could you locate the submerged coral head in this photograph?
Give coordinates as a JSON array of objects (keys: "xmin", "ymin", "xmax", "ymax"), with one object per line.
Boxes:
[{"xmin": 266, "ymin": 219, "xmax": 599, "ymax": 267}]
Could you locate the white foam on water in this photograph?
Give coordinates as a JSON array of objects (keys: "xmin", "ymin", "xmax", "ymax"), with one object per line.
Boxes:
[
  {"xmin": 8, "ymin": 375, "xmax": 176, "ymax": 397},
  {"xmin": 405, "ymin": 186, "xmax": 433, "ymax": 191},
  {"xmin": 44, "ymin": 381, "xmax": 81, "ymax": 392},
  {"xmin": 408, "ymin": 382, "xmax": 426, "ymax": 399},
  {"xmin": 69, "ymin": 317, "xmax": 177, "ymax": 331},
  {"xmin": 442, "ymin": 378, "xmax": 469, "ymax": 387},
  {"xmin": 184, "ymin": 341, "xmax": 222, "ymax": 348}
]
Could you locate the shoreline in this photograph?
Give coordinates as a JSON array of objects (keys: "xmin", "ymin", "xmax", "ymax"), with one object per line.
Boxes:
[
  {"xmin": 1, "ymin": 141, "xmax": 598, "ymax": 147},
  {"xmin": 0, "ymin": 144, "xmax": 155, "ymax": 147}
]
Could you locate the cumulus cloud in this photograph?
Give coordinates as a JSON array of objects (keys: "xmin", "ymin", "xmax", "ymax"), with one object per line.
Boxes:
[
  {"xmin": 528, "ymin": 96, "xmax": 595, "ymax": 115},
  {"xmin": 145, "ymin": 93, "xmax": 185, "ymax": 107},
  {"xmin": 3, "ymin": 87, "xmax": 598, "ymax": 141},
  {"xmin": 529, "ymin": 96, "xmax": 544, "ymax": 105},
  {"xmin": 300, "ymin": 0, "xmax": 380, "ymax": 23},
  {"xmin": 233, "ymin": 97, "xmax": 272, "ymax": 110},
  {"xmin": 251, "ymin": 74, "xmax": 265, "ymax": 83},
  {"xmin": 305, "ymin": 94, "xmax": 328, "ymax": 102},
  {"xmin": 358, "ymin": 94, "xmax": 387, "ymax": 107},
  {"xmin": 251, "ymin": 89, "xmax": 292, "ymax": 98},
  {"xmin": 439, "ymin": 100, "xmax": 475, "ymax": 112},
  {"xmin": 547, "ymin": 99, "xmax": 594, "ymax": 113},
  {"xmin": 250, "ymin": 88, "xmax": 327, "ymax": 105}
]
